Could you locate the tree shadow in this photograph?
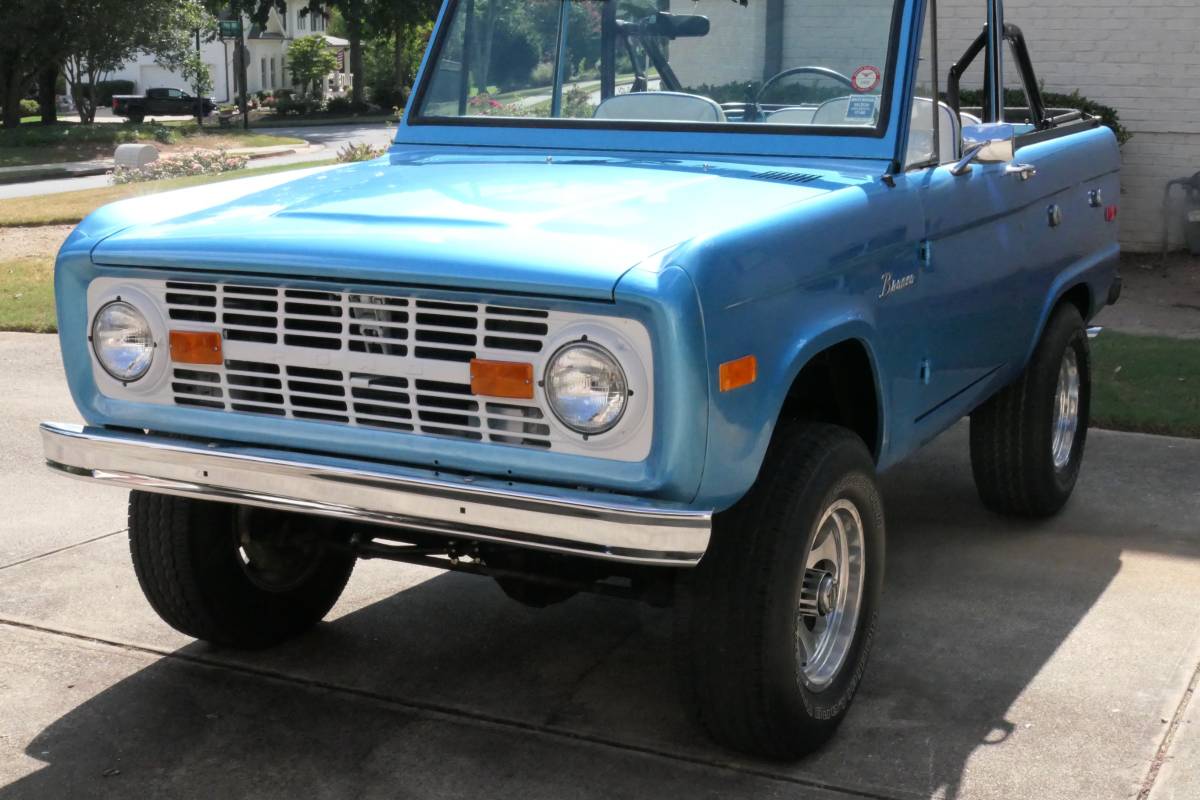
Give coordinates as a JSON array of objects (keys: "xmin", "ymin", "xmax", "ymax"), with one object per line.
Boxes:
[{"xmin": 3, "ymin": 427, "xmax": 1189, "ymax": 799}]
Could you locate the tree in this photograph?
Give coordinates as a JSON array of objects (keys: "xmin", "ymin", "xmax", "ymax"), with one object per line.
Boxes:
[
  {"xmin": 0, "ymin": 0, "xmax": 60, "ymax": 128},
  {"xmin": 58, "ymin": 0, "xmax": 212, "ymax": 123},
  {"xmin": 357, "ymin": 0, "xmax": 438, "ymax": 108},
  {"xmin": 309, "ymin": 0, "xmax": 367, "ymax": 107},
  {"xmin": 287, "ymin": 35, "xmax": 338, "ymax": 97}
]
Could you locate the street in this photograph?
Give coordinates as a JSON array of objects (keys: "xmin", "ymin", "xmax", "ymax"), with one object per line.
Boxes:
[
  {"xmin": 0, "ymin": 122, "xmax": 395, "ymax": 201},
  {"xmin": 1, "ymin": 331, "xmax": 1198, "ymax": 799}
]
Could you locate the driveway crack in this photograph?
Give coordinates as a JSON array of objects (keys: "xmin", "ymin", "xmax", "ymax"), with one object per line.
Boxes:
[
  {"xmin": 0, "ymin": 528, "xmax": 126, "ymax": 572},
  {"xmin": 1138, "ymin": 656, "xmax": 1200, "ymax": 799}
]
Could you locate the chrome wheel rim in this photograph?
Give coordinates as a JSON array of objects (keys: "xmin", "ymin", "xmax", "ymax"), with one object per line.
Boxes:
[
  {"xmin": 797, "ymin": 498, "xmax": 866, "ymax": 690},
  {"xmin": 1051, "ymin": 347, "xmax": 1081, "ymax": 470}
]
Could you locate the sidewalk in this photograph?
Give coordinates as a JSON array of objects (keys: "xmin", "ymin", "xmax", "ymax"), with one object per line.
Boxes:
[{"xmin": 0, "ymin": 143, "xmax": 321, "ymax": 186}]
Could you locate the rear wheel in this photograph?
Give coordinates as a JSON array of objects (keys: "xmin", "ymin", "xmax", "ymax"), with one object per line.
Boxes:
[
  {"xmin": 128, "ymin": 492, "xmax": 356, "ymax": 648},
  {"xmin": 970, "ymin": 303, "xmax": 1091, "ymax": 517},
  {"xmin": 675, "ymin": 423, "xmax": 885, "ymax": 759}
]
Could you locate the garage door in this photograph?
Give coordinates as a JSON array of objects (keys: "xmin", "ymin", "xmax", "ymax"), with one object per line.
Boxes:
[{"xmin": 138, "ymin": 65, "xmax": 187, "ymax": 94}]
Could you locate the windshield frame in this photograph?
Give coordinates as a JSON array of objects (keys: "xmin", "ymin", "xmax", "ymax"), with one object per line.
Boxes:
[{"xmin": 399, "ymin": 0, "xmax": 922, "ymax": 164}]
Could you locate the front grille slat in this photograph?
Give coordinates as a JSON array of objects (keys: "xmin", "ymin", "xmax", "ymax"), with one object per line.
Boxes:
[{"xmin": 161, "ymin": 285, "xmax": 560, "ymax": 450}]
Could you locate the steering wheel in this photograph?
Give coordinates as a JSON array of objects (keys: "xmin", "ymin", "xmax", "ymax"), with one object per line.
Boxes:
[{"xmin": 756, "ymin": 66, "xmax": 855, "ymax": 107}]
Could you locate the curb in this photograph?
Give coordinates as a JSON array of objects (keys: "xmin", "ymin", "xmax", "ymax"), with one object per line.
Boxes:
[
  {"xmin": 0, "ymin": 144, "xmax": 322, "ymax": 187},
  {"xmin": 0, "ymin": 163, "xmax": 111, "ymax": 186}
]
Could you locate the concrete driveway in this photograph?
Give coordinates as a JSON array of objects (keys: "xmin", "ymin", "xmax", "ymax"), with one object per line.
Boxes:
[{"xmin": 1, "ymin": 330, "xmax": 1198, "ymax": 800}]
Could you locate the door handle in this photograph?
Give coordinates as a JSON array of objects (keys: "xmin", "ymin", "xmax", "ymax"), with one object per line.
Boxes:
[{"xmin": 1005, "ymin": 163, "xmax": 1037, "ymax": 181}]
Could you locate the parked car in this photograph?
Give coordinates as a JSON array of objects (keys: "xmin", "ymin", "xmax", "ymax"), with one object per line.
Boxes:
[
  {"xmin": 44, "ymin": 0, "xmax": 1120, "ymax": 759},
  {"xmin": 112, "ymin": 87, "xmax": 215, "ymax": 122}
]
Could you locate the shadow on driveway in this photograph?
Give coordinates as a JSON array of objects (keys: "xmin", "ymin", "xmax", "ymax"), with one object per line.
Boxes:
[{"xmin": 4, "ymin": 428, "xmax": 1195, "ymax": 799}]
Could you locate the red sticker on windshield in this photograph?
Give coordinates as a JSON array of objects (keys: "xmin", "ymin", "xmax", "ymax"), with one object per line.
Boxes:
[{"xmin": 852, "ymin": 66, "xmax": 881, "ymax": 93}]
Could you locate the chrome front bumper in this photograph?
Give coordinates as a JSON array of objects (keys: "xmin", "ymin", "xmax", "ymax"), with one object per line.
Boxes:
[{"xmin": 40, "ymin": 422, "xmax": 711, "ymax": 566}]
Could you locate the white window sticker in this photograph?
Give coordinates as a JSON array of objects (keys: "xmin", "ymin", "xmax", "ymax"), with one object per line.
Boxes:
[{"xmin": 845, "ymin": 96, "xmax": 879, "ymax": 123}]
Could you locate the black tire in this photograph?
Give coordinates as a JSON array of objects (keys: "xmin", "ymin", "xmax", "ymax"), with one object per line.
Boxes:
[
  {"xmin": 969, "ymin": 303, "xmax": 1091, "ymax": 517},
  {"xmin": 675, "ymin": 423, "xmax": 886, "ymax": 759},
  {"xmin": 128, "ymin": 492, "xmax": 356, "ymax": 648}
]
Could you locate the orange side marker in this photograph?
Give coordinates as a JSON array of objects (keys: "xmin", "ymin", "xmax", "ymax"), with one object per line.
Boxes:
[
  {"xmin": 169, "ymin": 330, "xmax": 223, "ymax": 365},
  {"xmin": 719, "ymin": 355, "xmax": 757, "ymax": 392},
  {"xmin": 470, "ymin": 359, "xmax": 534, "ymax": 400}
]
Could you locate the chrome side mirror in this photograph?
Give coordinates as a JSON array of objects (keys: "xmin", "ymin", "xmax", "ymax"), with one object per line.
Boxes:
[{"xmin": 950, "ymin": 123, "xmax": 1016, "ymax": 176}]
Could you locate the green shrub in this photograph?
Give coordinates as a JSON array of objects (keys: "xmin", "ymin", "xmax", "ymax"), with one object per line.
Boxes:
[
  {"xmin": 336, "ymin": 141, "xmax": 386, "ymax": 162},
  {"xmin": 956, "ymin": 87, "xmax": 1131, "ymax": 146},
  {"xmin": 276, "ymin": 96, "xmax": 322, "ymax": 116},
  {"xmin": 325, "ymin": 96, "xmax": 353, "ymax": 114},
  {"xmin": 530, "ymin": 62, "xmax": 555, "ymax": 87},
  {"xmin": 20, "ymin": 99, "xmax": 39, "ymax": 117}
]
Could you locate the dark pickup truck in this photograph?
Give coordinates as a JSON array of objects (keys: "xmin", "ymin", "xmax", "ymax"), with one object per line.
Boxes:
[{"xmin": 112, "ymin": 88, "xmax": 215, "ymax": 122}]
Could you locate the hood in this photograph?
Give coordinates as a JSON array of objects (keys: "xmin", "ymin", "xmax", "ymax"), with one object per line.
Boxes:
[{"xmin": 90, "ymin": 154, "xmax": 867, "ymax": 299}]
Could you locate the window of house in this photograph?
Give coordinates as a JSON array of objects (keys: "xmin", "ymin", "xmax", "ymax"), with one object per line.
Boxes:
[
  {"xmin": 312, "ymin": 13, "xmax": 325, "ymax": 32},
  {"xmin": 270, "ymin": 57, "xmax": 277, "ymax": 88},
  {"xmin": 261, "ymin": 58, "xmax": 267, "ymax": 88},
  {"xmin": 298, "ymin": 11, "xmax": 306, "ymax": 30},
  {"xmin": 281, "ymin": 55, "xmax": 288, "ymax": 87}
]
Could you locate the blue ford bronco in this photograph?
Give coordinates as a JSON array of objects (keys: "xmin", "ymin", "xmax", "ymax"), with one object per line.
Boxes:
[{"xmin": 44, "ymin": 0, "xmax": 1120, "ymax": 758}]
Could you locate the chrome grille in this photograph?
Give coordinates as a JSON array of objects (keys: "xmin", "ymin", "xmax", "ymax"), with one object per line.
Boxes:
[
  {"xmin": 164, "ymin": 282, "xmax": 549, "ymax": 361},
  {"xmin": 163, "ymin": 282, "xmax": 553, "ymax": 449}
]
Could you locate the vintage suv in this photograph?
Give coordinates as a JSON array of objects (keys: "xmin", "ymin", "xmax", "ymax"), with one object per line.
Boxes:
[{"xmin": 43, "ymin": 0, "xmax": 1120, "ymax": 758}]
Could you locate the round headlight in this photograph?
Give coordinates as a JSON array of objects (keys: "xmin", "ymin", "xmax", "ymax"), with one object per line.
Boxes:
[
  {"xmin": 91, "ymin": 300, "xmax": 155, "ymax": 382},
  {"xmin": 545, "ymin": 342, "xmax": 628, "ymax": 435}
]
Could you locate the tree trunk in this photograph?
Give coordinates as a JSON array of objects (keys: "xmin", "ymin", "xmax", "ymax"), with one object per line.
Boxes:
[
  {"xmin": 38, "ymin": 63, "xmax": 59, "ymax": 125},
  {"xmin": 0, "ymin": 51, "xmax": 30, "ymax": 129},
  {"xmin": 393, "ymin": 26, "xmax": 404, "ymax": 102},
  {"xmin": 478, "ymin": 0, "xmax": 500, "ymax": 92}
]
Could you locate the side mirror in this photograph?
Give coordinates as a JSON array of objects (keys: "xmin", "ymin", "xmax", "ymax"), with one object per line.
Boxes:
[{"xmin": 951, "ymin": 122, "xmax": 1016, "ymax": 175}]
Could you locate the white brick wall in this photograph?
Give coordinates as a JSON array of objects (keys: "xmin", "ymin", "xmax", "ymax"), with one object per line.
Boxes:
[
  {"xmin": 669, "ymin": 0, "xmax": 1200, "ymax": 252},
  {"xmin": 930, "ymin": 0, "xmax": 1200, "ymax": 251},
  {"xmin": 666, "ymin": 0, "xmax": 767, "ymax": 87}
]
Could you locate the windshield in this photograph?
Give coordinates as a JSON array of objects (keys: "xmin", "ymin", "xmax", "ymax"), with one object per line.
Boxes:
[{"xmin": 415, "ymin": 0, "xmax": 903, "ymax": 131}]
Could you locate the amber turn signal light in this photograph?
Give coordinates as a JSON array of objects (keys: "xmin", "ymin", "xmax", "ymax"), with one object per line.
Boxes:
[
  {"xmin": 719, "ymin": 355, "xmax": 757, "ymax": 392},
  {"xmin": 169, "ymin": 330, "xmax": 223, "ymax": 365},
  {"xmin": 470, "ymin": 359, "xmax": 534, "ymax": 399}
]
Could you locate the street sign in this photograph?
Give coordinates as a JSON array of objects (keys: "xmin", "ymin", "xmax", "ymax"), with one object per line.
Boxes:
[{"xmin": 218, "ymin": 19, "xmax": 243, "ymax": 39}]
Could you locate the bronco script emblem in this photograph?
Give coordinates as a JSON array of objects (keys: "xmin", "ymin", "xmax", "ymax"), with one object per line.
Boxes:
[{"xmin": 879, "ymin": 272, "xmax": 916, "ymax": 299}]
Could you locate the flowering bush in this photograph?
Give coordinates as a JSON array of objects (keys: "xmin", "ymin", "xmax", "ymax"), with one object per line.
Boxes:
[
  {"xmin": 336, "ymin": 141, "xmax": 387, "ymax": 162},
  {"xmin": 112, "ymin": 150, "xmax": 248, "ymax": 184}
]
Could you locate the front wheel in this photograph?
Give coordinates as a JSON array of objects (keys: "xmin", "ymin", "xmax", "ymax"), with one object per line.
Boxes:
[
  {"xmin": 128, "ymin": 493, "xmax": 356, "ymax": 648},
  {"xmin": 970, "ymin": 303, "xmax": 1091, "ymax": 517},
  {"xmin": 675, "ymin": 423, "xmax": 885, "ymax": 759}
]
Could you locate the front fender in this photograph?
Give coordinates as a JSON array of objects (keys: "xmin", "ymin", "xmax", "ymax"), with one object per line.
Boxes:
[{"xmin": 693, "ymin": 305, "xmax": 884, "ymax": 510}]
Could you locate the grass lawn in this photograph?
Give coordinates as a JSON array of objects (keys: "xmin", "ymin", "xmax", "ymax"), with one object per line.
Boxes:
[
  {"xmin": 0, "ymin": 121, "xmax": 304, "ymax": 167},
  {"xmin": 0, "ymin": 158, "xmax": 335, "ymax": 227},
  {"xmin": 0, "ymin": 256, "xmax": 55, "ymax": 332},
  {"xmin": 1090, "ymin": 332, "xmax": 1200, "ymax": 438}
]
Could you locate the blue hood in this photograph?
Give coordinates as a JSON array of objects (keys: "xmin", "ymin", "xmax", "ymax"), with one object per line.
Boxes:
[{"xmin": 89, "ymin": 154, "xmax": 858, "ymax": 299}]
